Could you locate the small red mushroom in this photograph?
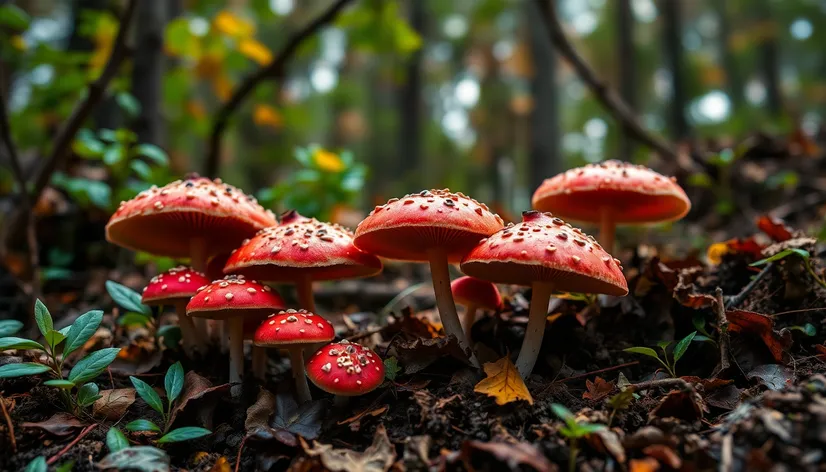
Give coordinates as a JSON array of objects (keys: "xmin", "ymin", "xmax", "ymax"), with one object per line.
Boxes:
[
  {"xmin": 531, "ymin": 161, "xmax": 690, "ymax": 252},
  {"xmin": 187, "ymin": 275, "xmax": 284, "ymax": 383},
  {"xmin": 142, "ymin": 266, "xmax": 210, "ymax": 357},
  {"xmin": 450, "ymin": 276, "xmax": 502, "ymax": 341},
  {"xmin": 254, "ymin": 309, "xmax": 335, "ymax": 403},
  {"xmin": 354, "ymin": 190, "xmax": 504, "ymax": 368},
  {"xmin": 306, "ymin": 340, "xmax": 384, "ymax": 406},
  {"xmin": 461, "ymin": 211, "xmax": 628, "ymax": 378}
]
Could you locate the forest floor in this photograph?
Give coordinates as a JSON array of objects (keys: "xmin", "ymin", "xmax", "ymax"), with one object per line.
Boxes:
[{"xmin": 2, "ymin": 135, "xmax": 826, "ymax": 471}]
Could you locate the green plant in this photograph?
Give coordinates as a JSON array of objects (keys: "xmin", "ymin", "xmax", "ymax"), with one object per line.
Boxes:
[
  {"xmin": 0, "ymin": 300, "xmax": 120, "ymax": 416},
  {"xmin": 551, "ymin": 403, "xmax": 606, "ymax": 472},
  {"xmin": 100, "ymin": 427, "xmax": 170, "ymax": 470},
  {"xmin": 605, "ymin": 388, "xmax": 635, "ymax": 427},
  {"xmin": 623, "ymin": 331, "xmax": 697, "ymax": 378},
  {"xmin": 257, "ymin": 145, "xmax": 367, "ymax": 221},
  {"xmin": 751, "ymin": 248, "xmax": 826, "ymax": 289},
  {"xmin": 106, "ymin": 280, "xmax": 154, "ymax": 328},
  {"xmin": 126, "ymin": 362, "xmax": 211, "ymax": 444}
]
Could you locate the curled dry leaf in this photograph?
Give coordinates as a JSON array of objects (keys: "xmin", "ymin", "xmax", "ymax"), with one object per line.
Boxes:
[
  {"xmin": 757, "ymin": 215, "xmax": 794, "ymax": 242},
  {"xmin": 643, "ymin": 444, "xmax": 682, "ymax": 469},
  {"xmin": 245, "ymin": 388, "xmax": 325, "ymax": 446},
  {"xmin": 93, "ymin": 388, "xmax": 136, "ymax": 420},
  {"xmin": 582, "ymin": 376, "xmax": 615, "ymax": 402},
  {"xmin": 394, "ymin": 335, "xmax": 470, "ymax": 375},
  {"xmin": 474, "ymin": 357, "xmax": 533, "ymax": 406},
  {"xmin": 727, "ymin": 310, "xmax": 791, "ymax": 363},
  {"xmin": 649, "ymin": 389, "xmax": 705, "ymax": 422},
  {"xmin": 301, "ymin": 423, "xmax": 395, "ymax": 472},
  {"xmin": 747, "ymin": 364, "xmax": 794, "ymax": 391},
  {"xmin": 21, "ymin": 412, "xmax": 86, "ymax": 437},
  {"xmin": 168, "ymin": 371, "xmax": 230, "ymax": 428},
  {"xmin": 460, "ymin": 440, "xmax": 556, "ymax": 472}
]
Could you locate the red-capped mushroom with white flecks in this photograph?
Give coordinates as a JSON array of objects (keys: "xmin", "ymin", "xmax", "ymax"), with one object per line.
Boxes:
[
  {"xmin": 224, "ymin": 210, "xmax": 382, "ymax": 312},
  {"xmin": 461, "ymin": 211, "xmax": 628, "ymax": 378},
  {"xmin": 531, "ymin": 161, "xmax": 691, "ymax": 252},
  {"xmin": 142, "ymin": 266, "xmax": 210, "ymax": 357},
  {"xmin": 306, "ymin": 340, "xmax": 384, "ymax": 406},
  {"xmin": 187, "ymin": 275, "xmax": 284, "ymax": 383},
  {"xmin": 253, "ymin": 309, "xmax": 335, "ymax": 403},
  {"xmin": 354, "ymin": 190, "xmax": 504, "ymax": 368},
  {"xmin": 450, "ymin": 276, "xmax": 502, "ymax": 341}
]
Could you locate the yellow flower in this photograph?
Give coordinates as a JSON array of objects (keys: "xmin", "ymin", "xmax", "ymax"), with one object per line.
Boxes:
[
  {"xmin": 253, "ymin": 105, "xmax": 282, "ymax": 129},
  {"xmin": 313, "ymin": 149, "xmax": 345, "ymax": 173},
  {"xmin": 238, "ymin": 38, "xmax": 272, "ymax": 65},
  {"xmin": 10, "ymin": 35, "xmax": 26, "ymax": 51},
  {"xmin": 706, "ymin": 241, "xmax": 731, "ymax": 265},
  {"xmin": 212, "ymin": 10, "xmax": 255, "ymax": 38}
]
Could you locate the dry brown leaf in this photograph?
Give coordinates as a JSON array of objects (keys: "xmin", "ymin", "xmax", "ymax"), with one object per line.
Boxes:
[
  {"xmin": 727, "ymin": 310, "xmax": 791, "ymax": 363},
  {"xmin": 209, "ymin": 456, "xmax": 231, "ymax": 472},
  {"xmin": 169, "ymin": 371, "xmax": 230, "ymax": 428},
  {"xmin": 474, "ymin": 357, "xmax": 533, "ymax": 406},
  {"xmin": 93, "ymin": 388, "xmax": 136, "ymax": 420},
  {"xmin": 21, "ymin": 412, "xmax": 86, "ymax": 436},
  {"xmin": 302, "ymin": 423, "xmax": 395, "ymax": 472},
  {"xmin": 643, "ymin": 444, "xmax": 682, "ymax": 469},
  {"xmin": 460, "ymin": 440, "xmax": 556, "ymax": 472},
  {"xmin": 582, "ymin": 376, "xmax": 615, "ymax": 402}
]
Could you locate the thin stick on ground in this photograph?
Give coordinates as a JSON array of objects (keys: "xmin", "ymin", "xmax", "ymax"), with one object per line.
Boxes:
[
  {"xmin": 714, "ymin": 287, "xmax": 731, "ymax": 376},
  {"xmin": 726, "ymin": 263, "xmax": 773, "ymax": 310},
  {"xmin": 47, "ymin": 423, "xmax": 97, "ymax": 465},
  {"xmin": 630, "ymin": 377, "xmax": 693, "ymax": 392},
  {"xmin": 235, "ymin": 434, "xmax": 250, "ymax": 472},
  {"xmin": 204, "ymin": 0, "xmax": 355, "ymax": 177},
  {"xmin": 0, "ymin": 395, "xmax": 15, "ymax": 453},
  {"xmin": 553, "ymin": 361, "xmax": 639, "ymax": 384}
]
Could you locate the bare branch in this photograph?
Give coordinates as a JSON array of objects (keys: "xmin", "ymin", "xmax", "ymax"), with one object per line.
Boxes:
[
  {"xmin": 535, "ymin": 0, "xmax": 679, "ymax": 160},
  {"xmin": 204, "ymin": 0, "xmax": 355, "ymax": 178}
]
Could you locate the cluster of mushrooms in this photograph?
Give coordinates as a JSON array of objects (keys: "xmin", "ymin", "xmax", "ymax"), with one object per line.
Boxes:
[{"xmin": 105, "ymin": 162, "xmax": 690, "ymax": 403}]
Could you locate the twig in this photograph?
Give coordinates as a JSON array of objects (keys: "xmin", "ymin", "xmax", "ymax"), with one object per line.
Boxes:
[
  {"xmin": 714, "ymin": 287, "xmax": 731, "ymax": 376},
  {"xmin": 552, "ymin": 361, "xmax": 639, "ymax": 384},
  {"xmin": 535, "ymin": 0, "xmax": 679, "ymax": 161},
  {"xmin": 235, "ymin": 434, "xmax": 249, "ymax": 472},
  {"xmin": 2, "ymin": 0, "xmax": 138, "ymax": 249},
  {"xmin": 346, "ymin": 324, "xmax": 392, "ymax": 343},
  {"xmin": 725, "ymin": 263, "xmax": 773, "ymax": 309},
  {"xmin": 46, "ymin": 423, "xmax": 97, "ymax": 465},
  {"xmin": 630, "ymin": 377, "xmax": 693, "ymax": 392},
  {"xmin": 204, "ymin": 0, "xmax": 355, "ymax": 178},
  {"xmin": 0, "ymin": 394, "xmax": 16, "ymax": 453}
]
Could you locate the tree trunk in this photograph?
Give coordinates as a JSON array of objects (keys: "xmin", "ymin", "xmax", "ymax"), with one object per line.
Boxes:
[
  {"xmin": 717, "ymin": 0, "xmax": 742, "ymax": 111},
  {"xmin": 131, "ymin": 1, "xmax": 167, "ymax": 146},
  {"xmin": 661, "ymin": 0, "xmax": 688, "ymax": 140},
  {"xmin": 617, "ymin": 0, "xmax": 636, "ymax": 160},
  {"xmin": 398, "ymin": 0, "xmax": 425, "ymax": 187},
  {"xmin": 527, "ymin": 0, "xmax": 560, "ymax": 190},
  {"xmin": 758, "ymin": 1, "xmax": 781, "ymax": 115}
]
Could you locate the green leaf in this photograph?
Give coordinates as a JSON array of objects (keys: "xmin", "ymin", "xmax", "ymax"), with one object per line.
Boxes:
[
  {"xmin": 106, "ymin": 427, "xmax": 130, "ymax": 453},
  {"xmin": 164, "ymin": 362, "xmax": 184, "ymax": 404},
  {"xmin": 55, "ymin": 460, "xmax": 75, "ymax": 472},
  {"xmin": 43, "ymin": 379, "xmax": 75, "ymax": 389},
  {"xmin": 118, "ymin": 313, "xmax": 152, "ymax": 327},
  {"xmin": 98, "ymin": 446, "xmax": 170, "ymax": 471},
  {"xmin": 751, "ymin": 248, "xmax": 810, "ymax": 267},
  {"xmin": 0, "ymin": 362, "xmax": 51, "ymax": 378},
  {"xmin": 550, "ymin": 403, "xmax": 575, "ymax": 424},
  {"xmin": 130, "ymin": 376, "xmax": 164, "ymax": 415},
  {"xmin": 157, "ymin": 427, "xmax": 211, "ymax": 443},
  {"xmin": 0, "ymin": 5, "xmax": 30, "ymax": 30},
  {"xmin": 789, "ymin": 323, "xmax": 817, "ymax": 336},
  {"xmin": 130, "ymin": 160, "xmax": 153, "ymax": 180},
  {"xmin": 116, "ymin": 92, "xmax": 142, "ymax": 117},
  {"xmin": 623, "ymin": 347, "xmax": 662, "ymax": 360},
  {"xmin": 24, "ymin": 456, "xmax": 47, "ymax": 472},
  {"xmin": 68, "ymin": 347, "xmax": 121, "ymax": 384},
  {"xmin": 64, "ymin": 310, "xmax": 104, "ymax": 356},
  {"xmin": 656, "ymin": 340, "xmax": 671, "ymax": 350},
  {"xmin": 34, "ymin": 299, "xmax": 53, "ymax": 336},
  {"xmin": 673, "ymin": 331, "xmax": 697, "ymax": 363},
  {"xmin": 0, "ymin": 320, "xmax": 23, "ymax": 337},
  {"xmin": 125, "ymin": 419, "xmax": 161, "ymax": 432},
  {"xmin": 77, "ymin": 382, "xmax": 102, "ymax": 406},
  {"xmin": 0, "ymin": 337, "xmax": 45, "ymax": 351},
  {"xmin": 86, "ymin": 180, "xmax": 112, "ymax": 209},
  {"xmin": 103, "ymin": 145, "xmax": 124, "ymax": 166},
  {"xmin": 575, "ymin": 423, "xmax": 607, "ymax": 435},
  {"xmin": 383, "ymin": 357, "xmax": 400, "ymax": 381},
  {"xmin": 134, "ymin": 144, "xmax": 169, "ymax": 166},
  {"xmin": 156, "ymin": 325, "xmax": 182, "ymax": 350},
  {"xmin": 73, "ymin": 131, "xmax": 105, "ymax": 159},
  {"xmin": 106, "ymin": 280, "xmax": 151, "ymax": 315},
  {"xmin": 44, "ymin": 329, "xmax": 66, "ymax": 350}
]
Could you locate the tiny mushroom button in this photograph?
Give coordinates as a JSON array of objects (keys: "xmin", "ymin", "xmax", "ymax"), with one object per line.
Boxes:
[
  {"xmin": 451, "ymin": 276, "xmax": 502, "ymax": 341},
  {"xmin": 142, "ymin": 266, "xmax": 210, "ymax": 357},
  {"xmin": 531, "ymin": 161, "xmax": 691, "ymax": 252},
  {"xmin": 253, "ymin": 309, "xmax": 335, "ymax": 403},
  {"xmin": 461, "ymin": 211, "xmax": 628, "ymax": 379},
  {"xmin": 306, "ymin": 340, "xmax": 384, "ymax": 406}
]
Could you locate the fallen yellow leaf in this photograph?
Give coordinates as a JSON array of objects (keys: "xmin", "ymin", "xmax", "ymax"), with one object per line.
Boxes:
[
  {"xmin": 209, "ymin": 456, "xmax": 231, "ymax": 472},
  {"xmin": 474, "ymin": 356, "xmax": 533, "ymax": 405},
  {"xmin": 253, "ymin": 104, "xmax": 283, "ymax": 129},
  {"xmin": 706, "ymin": 241, "xmax": 730, "ymax": 265},
  {"xmin": 213, "ymin": 10, "xmax": 255, "ymax": 38},
  {"xmin": 313, "ymin": 148, "xmax": 345, "ymax": 173},
  {"xmin": 238, "ymin": 38, "xmax": 273, "ymax": 65}
]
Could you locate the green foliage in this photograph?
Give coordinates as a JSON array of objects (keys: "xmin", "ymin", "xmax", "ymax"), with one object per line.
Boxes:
[
  {"xmin": 751, "ymin": 249, "xmax": 826, "ymax": 289},
  {"xmin": 383, "ymin": 357, "xmax": 400, "ymax": 381},
  {"xmin": 98, "ymin": 446, "xmax": 170, "ymax": 472},
  {"xmin": 551, "ymin": 403, "xmax": 605, "ymax": 472},
  {"xmin": 624, "ymin": 331, "xmax": 697, "ymax": 378},
  {"xmin": 0, "ymin": 320, "xmax": 23, "ymax": 337},
  {"xmin": 106, "ymin": 427, "xmax": 130, "ymax": 453},
  {"xmin": 337, "ymin": 0, "xmax": 422, "ymax": 56},
  {"xmin": 23, "ymin": 456, "xmax": 46, "ymax": 472},
  {"xmin": 106, "ymin": 280, "xmax": 152, "ymax": 316}
]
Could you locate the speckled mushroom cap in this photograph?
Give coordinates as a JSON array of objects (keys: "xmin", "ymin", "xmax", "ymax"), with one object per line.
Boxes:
[
  {"xmin": 253, "ymin": 309, "xmax": 335, "ymax": 346},
  {"xmin": 460, "ymin": 211, "xmax": 628, "ymax": 296},
  {"xmin": 306, "ymin": 340, "xmax": 385, "ymax": 396},
  {"xmin": 186, "ymin": 275, "xmax": 285, "ymax": 320},
  {"xmin": 531, "ymin": 161, "xmax": 691, "ymax": 224},
  {"xmin": 451, "ymin": 276, "xmax": 502, "ymax": 311},
  {"xmin": 142, "ymin": 266, "xmax": 210, "ymax": 305},
  {"xmin": 354, "ymin": 189, "xmax": 505, "ymax": 263},
  {"xmin": 106, "ymin": 175, "xmax": 277, "ymax": 258},
  {"xmin": 224, "ymin": 210, "xmax": 382, "ymax": 281}
]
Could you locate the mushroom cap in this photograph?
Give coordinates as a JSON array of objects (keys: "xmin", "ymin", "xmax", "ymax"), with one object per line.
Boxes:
[
  {"xmin": 450, "ymin": 276, "xmax": 502, "ymax": 311},
  {"xmin": 186, "ymin": 275, "xmax": 285, "ymax": 320},
  {"xmin": 224, "ymin": 210, "xmax": 382, "ymax": 282},
  {"xmin": 306, "ymin": 340, "xmax": 385, "ymax": 396},
  {"xmin": 460, "ymin": 211, "xmax": 628, "ymax": 296},
  {"xmin": 142, "ymin": 266, "xmax": 210, "ymax": 305},
  {"xmin": 354, "ymin": 189, "xmax": 505, "ymax": 263},
  {"xmin": 531, "ymin": 161, "xmax": 691, "ymax": 224},
  {"xmin": 253, "ymin": 309, "xmax": 335, "ymax": 346},
  {"xmin": 106, "ymin": 176, "xmax": 277, "ymax": 258}
]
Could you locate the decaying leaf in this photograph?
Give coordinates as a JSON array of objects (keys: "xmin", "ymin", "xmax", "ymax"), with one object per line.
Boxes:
[
  {"xmin": 394, "ymin": 335, "xmax": 471, "ymax": 375},
  {"xmin": 649, "ymin": 389, "xmax": 704, "ymax": 422},
  {"xmin": 727, "ymin": 310, "xmax": 791, "ymax": 363},
  {"xmin": 643, "ymin": 444, "xmax": 682, "ymax": 469},
  {"xmin": 474, "ymin": 357, "xmax": 533, "ymax": 406},
  {"xmin": 301, "ymin": 424, "xmax": 395, "ymax": 472},
  {"xmin": 582, "ymin": 376, "xmax": 615, "ymax": 402},
  {"xmin": 168, "ymin": 371, "xmax": 230, "ymax": 428},
  {"xmin": 748, "ymin": 364, "xmax": 794, "ymax": 391},
  {"xmin": 93, "ymin": 388, "xmax": 136, "ymax": 420},
  {"xmin": 460, "ymin": 440, "xmax": 556, "ymax": 472},
  {"xmin": 21, "ymin": 412, "xmax": 86, "ymax": 437},
  {"xmin": 587, "ymin": 429, "xmax": 626, "ymax": 464},
  {"xmin": 246, "ymin": 388, "xmax": 325, "ymax": 446},
  {"xmin": 98, "ymin": 446, "xmax": 170, "ymax": 472},
  {"xmin": 757, "ymin": 215, "xmax": 794, "ymax": 242}
]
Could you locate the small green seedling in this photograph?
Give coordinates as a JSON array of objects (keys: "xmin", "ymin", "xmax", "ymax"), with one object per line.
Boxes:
[
  {"xmin": 624, "ymin": 331, "xmax": 696, "ymax": 378},
  {"xmin": 551, "ymin": 403, "xmax": 606, "ymax": 472},
  {"xmin": 0, "ymin": 300, "xmax": 120, "ymax": 416},
  {"xmin": 606, "ymin": 388, "xmax": 635, "ymax": 427},
  {"xmin": 99, "ymin": 426, "xmax": 170, "ymax": 470},
  {"xmin": 751, "ymin": 248, "xmax": 826, "ymax": 289},
  {"xmin": 126, "ymin": 362, "xmax": 211, "ymax": 444}
]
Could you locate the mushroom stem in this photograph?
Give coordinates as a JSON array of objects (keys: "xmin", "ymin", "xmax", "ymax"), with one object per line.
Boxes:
[
  {"xmin": 296, "ymin": 275, "xmax": 316, "ymax": 312},
  {"xmin": 515, "ymin": 281, "xmax": 555, "ymax": 378},
  {"xmin": 599, "ymin": 206, "xmax": 616, "ymax": 254},
  {"xmin": 289, "ymin": 348, "xmax": 312, "ymax": 404},
  {"xmin": 426, "ymin": 247, "xmax": 480, "ymax": 368},
  {"xmin": 251, "ymin": 346, "xmax": 267, "ymax": 380},
  {"xmin": 227, "ymin": 317, "xmax": 244, "ymax": 384},
  {"xmin": 462, "ymin": 304, "xmax": 478, "ymax": 341},
  {"xmin": 189, "ymin": 237, "xmax": 212, "ymax": 345},
  {"xmin": 174, "ymin": 301, "xmax": 204, "ymax": 357}
]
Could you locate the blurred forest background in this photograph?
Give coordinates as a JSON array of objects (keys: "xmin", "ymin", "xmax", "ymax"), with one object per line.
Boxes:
[{"xmin": 0, "ymin": 0, "xmax": 824, "ymax": 279}]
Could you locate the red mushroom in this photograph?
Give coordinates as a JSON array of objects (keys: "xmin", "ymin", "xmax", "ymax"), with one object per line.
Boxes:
[
  {"xmin": 354, "ymin": 190, "xmax": 504, "ymax": 368},
  {"xmin": 187, "ymin": 275, "xmax": 284, "ymax": 383},
  {"xmin": 254, "ymin": 309, "xmax": 335, "ymax": 403},
  {"xmin": 461, "ymin": 211, "xmax": 628, "ymax": 378},
  {"xmin": 305, "ymin": 340, "xmax": 384, "ymax": 406},
  {"xmin": 531, "ymin": 161, "xmax": 690, "ymax": 252},
  {"xmin": 142, "ymin": 266, "xmax": 210, "ymax": 356},
  {"xmin": 225, "ymin": 210, "xmax": 382, "ymax": 312},
  {"xmin": 450, "ymin": 276, "xmax": 502, "ymax": 341}
]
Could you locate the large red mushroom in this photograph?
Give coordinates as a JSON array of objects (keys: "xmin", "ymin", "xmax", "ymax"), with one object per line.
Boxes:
[{"xmin": 142, "ymin": 266, "xmax": 210, "ymax": 356}]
